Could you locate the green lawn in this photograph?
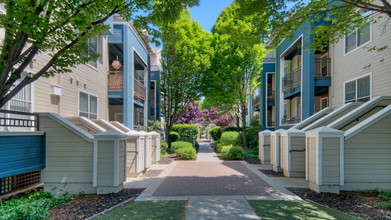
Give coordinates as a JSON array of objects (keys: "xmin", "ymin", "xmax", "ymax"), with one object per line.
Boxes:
[
  {"xmin": 94, "ymin": 201, "xmax": 187, "ymax": 220},
  {"xmin": 248, "ymin": 200, "xmax": 357, "ymax": 220}
]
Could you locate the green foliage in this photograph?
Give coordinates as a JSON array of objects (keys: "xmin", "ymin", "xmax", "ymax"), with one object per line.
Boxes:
[
  {"xmin": 221, "ymin": 131, "xmax": 241, "ymax": 146},
  {"xmin": 172, "ymin": 124, "xmax": 200, "ymax": 139},
  {"xmin": 244, "ymin": 148, "xmax": 259, "ymax": 158},
  {"xmin": 141, "ymin": 120, "xmax": 164, "ymax": 132},
  {"xmin": 169, "ymin": 132, "xmax": 180, "ymax": 143},
  {"xmin": 175, "ymin": 146, "xmax": 197, "ymax": 160},
  {"xmin": 224, "ymin": 126, "xmax": 240, "ymax": 132},
  {"xmin": 213, "ymin": 140, "xmax": 223, "ymax": 153},
  {"xmin": 372, "ymin": 189, "xmax": 391, "ymax": 208},
  {"xmin": 0, "ymin": 191, "xmax": 73, "ymax": 219},
  {"xmin": 161, "ymin": 139, "xmax": 169, "ymax": 155},
  {"xmin": 209, "ymin": 126, "xmax": 222, "ymax": 141},
  {"xmin": 250, "ymin": 115, "xmax": 263, "ymax": 130},
  {"xmin": 220, "ymin": 145, "xmax": 244, "ymax": 160},
  {"xmin": 171, "ymin": 141, "xmax": 193, "ymax": 152},
  {"xmin": 178, "ymin": 137, "xmax": 200, "ymax": 148},
  {"xmin": 246, "ymin": 127, "xmax": 260, "ymax": 149}
]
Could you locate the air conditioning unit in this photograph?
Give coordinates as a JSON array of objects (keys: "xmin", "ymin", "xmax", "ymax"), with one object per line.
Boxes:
[{"xmin": 51, "ymin": 85, "xmax": 62, "ymax": 97}]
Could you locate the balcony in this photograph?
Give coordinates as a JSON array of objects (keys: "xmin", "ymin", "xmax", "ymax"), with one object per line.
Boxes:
[
  {"xmin": 282, "ymin": 67, "xmax": 301, "ymax": 93},
  {"xmin": 267, "ymin": 90, "xmax": 275, "ymax": 102},
  {"xmin": 314, "ymin": 58, "xmax": 331, "ymax": 77},
  {"xmin": 264, "ymin": 57, "xmax": 276, "ymax": 63},
  {"xmin": 282, "ymin": 115, "xmax": 301, "ymax": 125},
  {"xmin": 108, "ymin": 71, "xmax": 146, "ymax": 102},
  {"xmin": 151, "ymin": 65, "xmax": 162, "ymax": 72}
]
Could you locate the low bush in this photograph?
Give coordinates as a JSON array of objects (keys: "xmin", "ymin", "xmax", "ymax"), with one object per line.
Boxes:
[
  {"xmin": 223, "ymin": 126, "xmax": 241, "ymax": 132},
  {"xmin": 175, "ymin": 146, "xmax": 197, "ymax": 160},
  {"xmin": 209, "ymin": 126, "xmax": 222, "ymax": 141},
  {"xmin": 213, "ymin": 140, "xmax": 223, "ymax": 153},
  {"xmin": 373, "ymin": 189, "xmax": 391, "ymax": 208},
  {"xmin": 169, "ymin": 132, "xmax": 180, "ymax": 143},
  {"xmin": 244, "ymin": 148, "xmax": 259, "ymax": 158},
  {"xmin": 179, "ymin": 137, "xmax": 200, "ymax": 148},
  {"xmin": 0, "ymin": 191, "xmax": 74, "ymax": 219},
  {"xmin": 161, "ymin": 139, "xmax": 169, "ymax": 155},
  {"xmin": 172, "ymin": 124, "xmax": 199, "ymax": 139},
  {"xmin": 220, "ymin": 145, "xmax": 244, "ymax": 160},
  {"xmin": 221, "ymin": 131, "xmax": 241, "ymax": 146},
  {"xmin": 171, "ymin": 141, "xmax": 193, "ymax": 152}
]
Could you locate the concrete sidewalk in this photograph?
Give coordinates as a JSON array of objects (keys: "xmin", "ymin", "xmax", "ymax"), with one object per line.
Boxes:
[{"xmin": 196, "ymin": 140, "xmax": 220, "ymax": 162}]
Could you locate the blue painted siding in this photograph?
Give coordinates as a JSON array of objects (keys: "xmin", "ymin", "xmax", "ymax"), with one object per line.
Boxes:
[
  {"xmin": 102, "ymin": 16, "xmax": 114, "ymax": 35},
  {"xmin": 151, "ymin": 70, "xmax": 161, "ymax": 121},
  {"xmin": 108, "ymin": 25, "xmax": 123, "ymax": 43},
  {"xmin": 0, "ymin": 134, "xmax": 45, "ymax": 178},
  {"xmin": 261, "ymin": 63, "xmax": 276, "ymax": 127}
]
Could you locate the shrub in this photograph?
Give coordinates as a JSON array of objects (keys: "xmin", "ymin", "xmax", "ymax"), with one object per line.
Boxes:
[
  {"xmin": 169, "ymin": 132, "xmax": 180, "ymax": 143},
  {"xmin": 213, "ymin": 140, "xmax": 223, "ymax": 153},
  {"xmin": 220, "ymin": 145, "xmax": 244, "ymax": 160},
  {"xmin": 223, "ymin": 126, "xmax": 239, "ymax": 132},
  {"xmin": 244, "ymin": 148, "xmax": 259, "ymax": 158},
  {"xmin": 175, "ymin": 146, "xmax": 197, "ymax": 160},
  {"xmin": 209, "ymin": 126, "xmax": 222, "ymax": 141},
  {"xmin": 179, "ymin": 137, "xmax": 200, "ymax": 148},
  {"xmin": 161, "ymin": 139, "xmax": 169, "ymax": 155},
  {"xmin": 171, "ymin": 141, "xmax": 193, "ymax": 152},
  {"xmin": 172, "ymin": 124, "xmax": 199, "ymax": 139},
  {"xmin": 221, "ymin": 131, "xmax": 241, "ymax": 146},
  {"xmin": 0, "ymin": 191, "xmax": 73, "ymax": 219}
]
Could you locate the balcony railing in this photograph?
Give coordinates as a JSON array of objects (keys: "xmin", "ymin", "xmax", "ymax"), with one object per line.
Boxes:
[
  {"xmin": 108, "ymin": 71, "xmax": 146, "ymax": 102},
  {"xmin": 282, "ymin": 67, "xmax": 301, "ymax": 93},
  {"xmin": 314, "ymin": 58, "xmax": 331, "ymax": 77},
  {"xmin": 264, "ymin": 57, "xmax": 276, "ymax": 63},
  {"xmin": 267, "ymin": 117, "xmax": 275, "ymax": 127},
  {"xmin": 267, "ymin": 90, "xmax": 275, "ymax": 102},
  {"xmin": 253, "ymin": 95, "xmax": 260, "ymax": 106},
  {"xmin": 151, "ymin": 65, "xmax": 162, "ymax": 71},
  {"xmin": 108, "ymin": 71, "xmax": 123, "ymax": 90},
  {"xmin": 282, "ymin": 115, "xmax": 301, "ymax": 124}
]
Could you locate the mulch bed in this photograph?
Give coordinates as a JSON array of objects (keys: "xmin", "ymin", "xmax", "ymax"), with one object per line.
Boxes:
[
  {"xmin": 158, "ymin": 157, "xmax": 173, "ymax": 164},
  {"xmin": 141, "ymin": 169, "xmax": 164, "ymax": 178},
  {"xmin": 259, "ymin": 169, "xmax": 285, "ymax": 177},
  {"xmin": 289, "ymin": 188, "xmax": 391, "ymax": 220},
  {"xmin": 244, "ymin": 157, "xmax": 260, "ymax": 164},
  {"xmin": 49, "ymin": 188, "xmax": 144, "ymax": 220}
]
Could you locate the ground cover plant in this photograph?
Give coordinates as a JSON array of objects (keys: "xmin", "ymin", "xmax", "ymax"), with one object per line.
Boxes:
[
  {"xmin": 209, "ymin": 126, "xmax": 222, "ymax": 141},
  {"xmin": 373, "ymin": 189, "xmax": 391, "ymax": 208},
  {"xmin": 95, "ymin": 201, "xmax": 187, "ymax": 220},
  {"xmin": 248, "ymin": 200, "xmax": 356, "ymax": 220},
  {"xmin": 0, "ymin": 191, "xmax": 73, "ymax": 219}
]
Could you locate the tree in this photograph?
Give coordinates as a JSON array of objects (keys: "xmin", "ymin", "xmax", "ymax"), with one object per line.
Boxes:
[
  {"xmin": 203, "ymin": 2, "xmax": 267, "ymax": 149},
  {"xmin": 160, "ymin": 9, "xmax": 212, "ymax": 140},
  {"xmin": 235, "ymin": 0, "xmax": 391, "ymax": 51},
  {"xmin": 0, "ymin": 0, "xmax": 199, "ymax": 107},
  {"xmin": 176, "ymin": 102, "xmax": 207, "ymax": 127},
  {"xmin": 206, "ymin": 107, "xmax": 235, "ymax": 128}
]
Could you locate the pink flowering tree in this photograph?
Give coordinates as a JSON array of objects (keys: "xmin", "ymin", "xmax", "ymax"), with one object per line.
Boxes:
[
  {"xmin": 176, "ymin": 102, "xmax": 207, "ymax": 129},
  {"xmin": 207, "ymin": 107, "xmax": 235, "ymax": 128}
]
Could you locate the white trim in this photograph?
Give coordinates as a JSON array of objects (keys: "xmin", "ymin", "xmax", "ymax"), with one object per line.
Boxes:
[
  {"xmin": 343, "ymin": 72, "xmax": 372, "ymax": 104},
  {"xmin": 279, "ymin": 34, "xmax": 303, "ymax": 58},
  {"xmin": 136, "ymin": 138, "xmax": 141, "ymax": 173},
  {"xmin": 93, "ymin": 139, "xmax": 98, "ymax": 187},
  {"xmin": 144, "ymin": 137, "xmax": 149, "ymax": 169},
  {"xmin": 133, "ymin": 48, "xmax": 148, "ymax": 68},
  {"xmin": 344, "ymin": 21, "xmax": 372, "ymax": 56},
  {"xmin": 317, "ymin": 135, "xmax": 322, "ymax": 185},
  {"xmin": 339, "ymin": 136, "xmax": 344, "ymax": 186},
  {"xmin": 305, "ymin": 136, "xmax": 309, "ymax": 181},
  {"xmin": 320, "ymin": 97, "xmax": 329, "ymax": 110},
  {"xmin": 78, "ymin": 89, "xmax": 99, "ymax": 119},
  {"xmin": 113, "ymin": 139, "xmax": 119, "ymax": 186},
  {"xmin": 287, "ymin": 135, "xmax": 291, "ymax": 171},
  {"xmin": 86, "ymin": 36, "xmax": 100, "ymax": 71},
  {"xmin": 0, "ymin": 131, "xmax": 45, "ymax": 136}
]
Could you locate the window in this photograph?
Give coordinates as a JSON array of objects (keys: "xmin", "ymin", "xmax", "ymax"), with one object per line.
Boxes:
[
  {"xmin": 85, "ymin": 37, "xmax": 98, "ymax": 68},
  {"xmin": 345, "ymin": 75, "xmax": 371, "ymax": 103},
  {"xmin": 320, "ymin": 97, "xmax": 329, "ymax": 110},
  {"xmin": 345, "ymin": 12, "xmax": 371, "ymax": 54},
  {"xmin": 79, "ymin": 91, "xmax": 98, "ymax": 119}
]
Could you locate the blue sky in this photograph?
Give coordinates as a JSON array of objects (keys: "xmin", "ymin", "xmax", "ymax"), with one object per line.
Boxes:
[{"xmin": 189, "ymin": 0, "xmax": 233, "ymax": 32}]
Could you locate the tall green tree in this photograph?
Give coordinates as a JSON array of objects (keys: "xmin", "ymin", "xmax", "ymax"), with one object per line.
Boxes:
[
  {"xmin": 160, "ymin": 10, "xmax": 212, "ymax": 140},
  {"xmin": 236, "ymin": 0, "xmax": 391, "ymax": 51},
  {"xmin": 0, "ymin": 0, "xmax": 199, "ymax": 108},
  {"xmin": 204, "ymin": 2, "xmax": 267, "ymax": 149}
]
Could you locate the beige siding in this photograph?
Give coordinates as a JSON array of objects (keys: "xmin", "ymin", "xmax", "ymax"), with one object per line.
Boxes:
[
  {"xmin": 139, "ymin": 138, "xmax": 145, "ymax": 171},
  {"xmin": 97, "ymin": 140, "xmax": 114, "ymax": 186},
  {"xmin": 118, "ymin": 140, "xmax": 126, "ymax": 184},
  {"xmin": 126, "ymin": 139, "xmax": 138, "ymax": 176},
  {"xmin": 29, "ymin": 36, "xmax": 109, "ymax": 120},
  {"xmin": 270, "ymin": 135, "xmax": 276, "ymax": 166},
  {"xmin": 290, "ymin": 137, "xmax": 306, "ymax": 171},
  {"xmin": 330, "ymin": 12, "xmax": 391, "ymax": 107},
  {"xmin": 281, "ymin": 136, "xmax": 288, "ymax": 170},
  {"xmin": 343, "ymin": 115, "xmax": 391, "ymax": 189},
  {"xmin": 322, "ymin": 137, "xmax": 340, "ymax": 185},
  {"xmin": 40, "ymin": 116, "xmax": 95, "ymax": 193},
  {"xmin": 308, "ymin": 137, "xmax": 317, "ymax": 183}
]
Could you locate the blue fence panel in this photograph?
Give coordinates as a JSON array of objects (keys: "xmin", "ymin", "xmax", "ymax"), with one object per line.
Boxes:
[{"xmin": 0, "ymin": 134, "xmax": 45, "ymax": 178}]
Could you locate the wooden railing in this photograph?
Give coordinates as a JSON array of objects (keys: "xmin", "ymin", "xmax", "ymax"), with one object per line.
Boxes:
[
  {"xmin": 108, "ymin": 71, "xmax": 124, "ymax": 90},
  {"xmin": 134, "ymin": 78, "xmax": 146, "ymax": 102}
]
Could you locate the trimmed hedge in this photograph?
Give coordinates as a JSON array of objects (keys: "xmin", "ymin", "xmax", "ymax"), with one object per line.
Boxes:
[
  {"xmin": 220, "ymin": 145, "xmax": 244, "ymax": 160},
  {"xmin": 179, "ymin": 137, "xmax": 200, "ymax": 148},
  {"xmin": 172, "ymin": 125, "xmax": 199, "ymax": 139},
  {"xmin": 209, "ymin": 126, "xmax": 222, "ymax": 141},
  {"xmin": 175, "ymin": 146, "xmax": 197, "ymax": 160},
  {"xmin": 221, "ymin": 131, "xmax": 241, "ymax": 146},
  {"xmin": 171, "ymin": 141, "xmax": 193, "ymax": 152},
  {"xmin": 169, "ymin": 132, "xmax": 180, "ymax": 143},
  {"xmin": 223, "ymin": 126, "xmax": 238, "ymax": 132}
]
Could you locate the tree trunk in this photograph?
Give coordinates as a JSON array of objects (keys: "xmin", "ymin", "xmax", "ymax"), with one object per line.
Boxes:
[{"xmin": 242, "ymin": 105, "xmax": 247, "ymax": 150}]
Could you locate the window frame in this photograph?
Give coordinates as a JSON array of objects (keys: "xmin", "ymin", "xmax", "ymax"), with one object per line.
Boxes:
[
  {"xmin": 343, "ymin": 73, "xmax": 372, "ymax": 104},
  {"xmin": 86, "ymin": 37, "xmax": 99, "ymax": 70},
  {"xmin": 78, "ymin": 90, "xmax": 98, "ymax": 119},
  {"xmin": 344, "ymin": 12, "xmax": 372, "ymax": 56}
]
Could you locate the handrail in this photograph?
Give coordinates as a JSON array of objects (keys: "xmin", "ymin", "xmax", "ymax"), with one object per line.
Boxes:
[
  {"xmin": 338, "ymin": 105, "xmax": 386, "ymax": 131},
  {"xmin": 0, "ymin": 109, "xmax": 39, "ymax": 130}
]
